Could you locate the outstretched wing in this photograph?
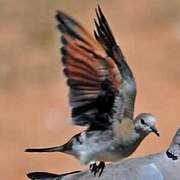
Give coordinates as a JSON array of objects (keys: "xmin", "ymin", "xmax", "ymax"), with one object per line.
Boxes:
[
  {"xmin": 55, "ymin": 11, "xmax": 121, "ymax": 128},
  {"xmin": 94, "ymin": 6, "xmax": 136, "ymax": 120}
]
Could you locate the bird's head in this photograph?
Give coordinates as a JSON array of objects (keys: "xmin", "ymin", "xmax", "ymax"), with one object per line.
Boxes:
[{"xmin": 134, "ymin": 113, "xmax": 160, "ymax": 137}]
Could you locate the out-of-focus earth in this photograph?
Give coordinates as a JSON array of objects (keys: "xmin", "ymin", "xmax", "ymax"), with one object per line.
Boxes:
[{"xmin": 0, "ymin": 0, "xmax": 180, "ymax": 179}]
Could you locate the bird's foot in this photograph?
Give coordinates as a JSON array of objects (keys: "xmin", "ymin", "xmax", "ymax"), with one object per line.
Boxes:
[
  {"xmin": 166, "ymin": 149, "xmax": 178, "ymax": 160},
  {"xmin": 89, "ymin": 161, "xmax": 105, "ymax": 177},
  {"xmin": 90, "ymin": 162, "xmax": 97, "ymax": 174}
]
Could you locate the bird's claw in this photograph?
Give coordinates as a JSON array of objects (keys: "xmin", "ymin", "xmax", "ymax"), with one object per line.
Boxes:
[
  {"xmin": 166, "ymin": 149, "xmax": 178, "ymax": 160},
  {"xmin": 89, "ymin": 161, "xmax": 105, "ymax": 177},
  {"xmin": 90, "ymin": 163, "xmax": 97, "ymax": 173}
]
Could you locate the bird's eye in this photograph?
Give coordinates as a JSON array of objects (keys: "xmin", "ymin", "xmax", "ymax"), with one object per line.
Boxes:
[{"xmin": 141, "ymin": 119, "xmax": 146, "ymax": 125}]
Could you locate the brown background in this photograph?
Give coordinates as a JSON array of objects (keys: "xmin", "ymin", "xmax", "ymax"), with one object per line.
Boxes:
[{"xmin": 0, "ymin": 0, "xmax": 180, "ymax": 179}]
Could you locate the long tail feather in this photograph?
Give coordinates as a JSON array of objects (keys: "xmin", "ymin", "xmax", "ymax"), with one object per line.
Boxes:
[
  {"xmin": 27, "ymin": 172, "xmax": 60, "ymax": 179},
  {"xmin": 25, "ymin": 145, "xmax": 64, "ymax": 153},
  {"xmin": 27, "ymin": 171, "xmax": 81, "ymax": 180}
]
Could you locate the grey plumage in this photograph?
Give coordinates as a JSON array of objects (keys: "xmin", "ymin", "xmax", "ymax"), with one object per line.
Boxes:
[
  {"xmin": 26, "ymin": 114, "xmax": 159, "ymax": 165},
  {"xmin": 27, "ymin": 128, "xmax": 180, "ymax": 180},
  {"xmin": 26, "ymin": 6, "xmax": 159, "ymax": 175}
]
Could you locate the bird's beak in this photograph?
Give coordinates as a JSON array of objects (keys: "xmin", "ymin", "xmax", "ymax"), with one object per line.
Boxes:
[{"xmin": 151, "ymin": 127, "xmax": 160, "ymax": 137}]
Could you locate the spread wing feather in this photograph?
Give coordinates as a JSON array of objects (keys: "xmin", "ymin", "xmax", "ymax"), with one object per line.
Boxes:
[
  {"xmin": 94, "ymin": 6, "xmax": 136, "ymax": 120},
  {"xmin": 55, "ymin": 11, "xmax": 121, "ymax": 127}
]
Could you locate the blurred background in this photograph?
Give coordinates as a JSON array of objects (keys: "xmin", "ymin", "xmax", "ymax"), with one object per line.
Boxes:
[{"xmin": 0, "ymin": 0, "xmax": 180, "ymax": 179}]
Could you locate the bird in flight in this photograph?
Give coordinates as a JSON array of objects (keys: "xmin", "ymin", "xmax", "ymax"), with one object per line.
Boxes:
[{"xmin": 26, "ymin": 6, "xmax": 160, "ymax": 177}]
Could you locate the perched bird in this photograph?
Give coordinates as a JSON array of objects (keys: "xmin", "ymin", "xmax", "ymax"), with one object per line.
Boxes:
[
  {"xmin": 26, "ymin": 6, "xmax": 160, "ymax": 176},
  {"xmin": 27, "ymin": 129, "xmax": 180, "ymax": 180}
]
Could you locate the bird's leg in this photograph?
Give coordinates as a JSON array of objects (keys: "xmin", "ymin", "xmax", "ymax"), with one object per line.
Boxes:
[
  {"xmin": 97, "ymin": 161, "xmax": 105, "ymax": 177},
  {"xmin": 89, "ymin": 162, "xmax": 98, "ymax": 175},
  {"xmin": 89, "ymin": 161, "xmax": 105, "ymax": 176},
  {"xmin": 166, "ymin": 149, "xmax": 178, "ymax": 160}
]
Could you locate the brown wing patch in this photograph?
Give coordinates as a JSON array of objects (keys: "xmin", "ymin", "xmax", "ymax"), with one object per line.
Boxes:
[
  {"xmin": 56, "ymin": 11, "xmax": 122, "ymax": 126},
  {"xmin": 73, "ymin": 22, "xmax": 105, "ymax": 53},
  {"xmin": 62, "ymin": 35, "xmax": 105, "ymax": 89},
  {"xmin": 62, "ymin": 36, "xmax": 101, "ymax": 74}
]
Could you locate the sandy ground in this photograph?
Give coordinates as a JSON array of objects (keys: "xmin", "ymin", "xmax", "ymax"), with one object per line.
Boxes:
[{"xmin": 0, "ymin": 0, "xmax": 180, "ymax": 179}]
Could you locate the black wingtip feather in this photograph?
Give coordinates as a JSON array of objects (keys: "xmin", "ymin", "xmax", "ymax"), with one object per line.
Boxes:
[
  {"xmin": 63, "ymin": 68, "xmax": 69, "ymax": 76},
  {"xmin": 60, "ymin": 47, "xmax": 67, "ymax": 56},
  {"xmin": 61, "ymin": 36, "xmax": 67, "ymax": 45},
  {"xmin": 94, "ymin": 6, "xmax": 119, "ymax": 58},
  {"xmin": 61, "ymin": 57, "xmax": 67, "ymax": 64},
  {"xmin": 55, "ymin": 10, "xmax": 90, "ymax": 45},
  {"xmin": 55, "ymin": 11, "xmax": 74, "ymax": 26},
  {"xmin": 94, "ymin": 30, "xmax": 99, "ymax": 40}
]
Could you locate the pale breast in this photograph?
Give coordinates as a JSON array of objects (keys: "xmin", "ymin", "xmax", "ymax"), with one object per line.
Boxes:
[
  {"xmin": 96, "ymin": 152, "xmax": 124, "ymax": 162},
  {"xmin": 113, "ymin": 118, "xmax": 135, "ymax": 143}
]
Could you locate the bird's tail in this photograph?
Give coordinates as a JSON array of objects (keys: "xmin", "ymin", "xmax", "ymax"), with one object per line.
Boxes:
[
  {"xmin": 27, "ymin": 172, "xmax": 60, "ymax": 179},
  {"xmin": 25, "ymin": 145, "xmax": 64, "ymax": 153},
  {"xmin": 27, "ymin": 171, "xmax": 81, "ymax": 180}
]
